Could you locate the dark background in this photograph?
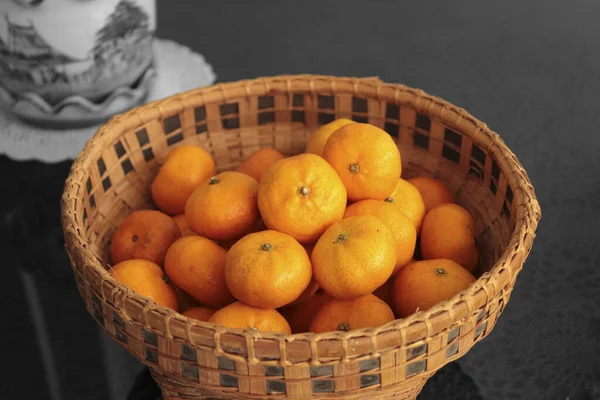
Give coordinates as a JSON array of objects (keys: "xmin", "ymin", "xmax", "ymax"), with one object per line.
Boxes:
[{"xmin": 2, "ymin": 1, "xmax": 599, "ymax": 399}]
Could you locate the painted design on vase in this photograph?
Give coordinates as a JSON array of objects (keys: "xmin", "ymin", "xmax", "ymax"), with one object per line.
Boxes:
[{"xmin": 0, "ymin": 0, "xmax": 154, "ymax": 104}]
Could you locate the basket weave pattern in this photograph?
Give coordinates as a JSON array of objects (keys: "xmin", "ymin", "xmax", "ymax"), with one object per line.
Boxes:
[{"xmin": 61, "ymin": 75, "xmax": 540, "ymax": 399}]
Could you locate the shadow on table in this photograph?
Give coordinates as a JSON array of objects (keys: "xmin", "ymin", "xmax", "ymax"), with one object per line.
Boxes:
[
  {"xmin": 418, "ymin": 361, "xmax": 482, "ymax": 400},
  {"xmin": 127, "ymin": 362, "xmax": 481, "ymax": 400},
  {"xmin": 1, "ymin": 157, "xmax": 110, "ymax": 400},
  {"xmin": 127, "ymin": 369, "xmax": 162, "ymax": 400},
  {"xmin": 1, "ymin": 156, "xmax": 144, "ymax": 400}
]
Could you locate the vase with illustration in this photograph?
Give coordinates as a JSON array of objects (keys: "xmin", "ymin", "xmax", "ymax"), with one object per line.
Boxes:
[{"xmin": 0, "ymin": 0, "xmax": 157, "ymax": 128}]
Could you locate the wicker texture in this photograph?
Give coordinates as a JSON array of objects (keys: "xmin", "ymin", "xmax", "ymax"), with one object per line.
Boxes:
[{"xmin": 60, "ymin": 75, "xmax": 541, "ymax": 400}]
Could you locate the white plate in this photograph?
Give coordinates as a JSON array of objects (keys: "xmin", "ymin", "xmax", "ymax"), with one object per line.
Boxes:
[{"xmin": 0, "ymin": 38, "xmax": 216, "ymax": 163}]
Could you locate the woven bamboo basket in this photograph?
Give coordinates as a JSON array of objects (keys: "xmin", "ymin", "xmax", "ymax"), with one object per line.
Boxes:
[{"xmin": 61, "ymin": 75, "xmax": 541, "ymax": 400}]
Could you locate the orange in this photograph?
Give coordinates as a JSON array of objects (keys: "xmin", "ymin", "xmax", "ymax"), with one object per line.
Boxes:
[
  {"xmin": 309, "ymin": 294, "xmax": 395, "ymax": 333},
  {"xmin": 250, "ymin": 219, "xmax": 268, "ymax": 234},
  {"xmin": 302, "ymin": 242, "xmax": 316, "ymax": 257},
  {"xmin": 258, "ymin": 153, "xmax": 347, "ymax": 243},
  {"xmin": 373, "ymin": 277, "xmax": 395, "ymax": 308},
  {"xmin": 322, "ymin": 123, "xmax": 401, "ymax": 202},
  {"xmin": 110, "ymin": 210, "xmax": 181, "ymax": 266},
  {"xmin": 109, "ymin": 259, "xmax": 178, "ymax": 311},
  {"xmin": 306, "ymin": 118, "xmax": 355, "ymax": 156},
  {"xmin": 208, "ymin": 301, "xmax": 291, "ymax": 334},
  {"xmin": 344, "ymin": 199, "xmax": 416, "ymax": 274},
  {"xmin": 407, "ymin": 176, "xmax": 455, "ymax": 213},
  {"xmin": 413, "ymin": 238, "xmax": 423, "ymax": 260},
  {"xmin": 172, "ymin": 214, "xmax": 195, "ymax": 236},
  {"xmin": 218, "ymin": 239, "xmax": 238, "ymax": 251},
  {"xmin": 420, "ymin": 204, "xmax": 479, "ymax": 272},
  {"xmin": 185, "ymin": 171, "xmax": 260, "ymax": 241},
  {"xmin": 236, "ymin": 148, "xmax": 285, "ymax": 182},
  {"xmin": 217, "ymin": 219, "xmax": 267, "ymax": 250},
  {"xmin": 286, "ymin": 242, "xmax": 320, "ymax": 307},
  {"xmin": 385, "ymin": 179, "xmax": 426, "ymax": 232},
  {"xmin": 393, "ymin": 259, "xmax": 476, "ymax": 318},
  {"xmin": 312, "ymin": 215, "xmax": 397, "ymax": 299},
  {"xmin": 164, "ymin": 236, "xmax": 234, "ymax": 308},
  {"xmin": 151, "ymin": 145, "xmax": 216, "ymax": 215},
  {"xmin": 289, "ymin": 278, "xmax": 320, "ymax": 307},
  {"xmin": 174, "ymin": 286, "xmax": 201, "ymax": 311},
  {"xmin": 225, "ymin": 230, "xmax": 312, "ymax": 309},
  {"xmin": 284, "ymin": 291, "xmax": 331, "ymax": 333},
  {"xmin": 182, "ymin": 307, "xmax": 216, "ymax": 322}
]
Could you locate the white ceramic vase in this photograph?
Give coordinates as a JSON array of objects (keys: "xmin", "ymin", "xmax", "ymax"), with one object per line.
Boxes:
[{"xmin": 0, "ymin": 0, "xmax": 157, "ymax": 128}]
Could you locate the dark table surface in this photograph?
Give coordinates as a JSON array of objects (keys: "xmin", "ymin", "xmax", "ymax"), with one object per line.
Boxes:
[{"xmin": 2, "ymin": 1, "xmax": 599, "ymax": 399}]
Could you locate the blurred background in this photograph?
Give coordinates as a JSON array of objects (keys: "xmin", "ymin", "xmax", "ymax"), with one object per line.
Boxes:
[{"xmin": 1, "ymin": 1, "xmax": 599, "ymax": 399}]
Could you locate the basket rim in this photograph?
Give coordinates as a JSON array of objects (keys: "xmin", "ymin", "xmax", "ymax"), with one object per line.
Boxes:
[{"xmin": 61, "ymin": 74, "xmax": 541, "ymax": 348}]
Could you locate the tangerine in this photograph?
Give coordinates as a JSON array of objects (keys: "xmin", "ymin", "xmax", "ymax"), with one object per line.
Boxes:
[
  {"xmin": 208, "ymin": 302, "xmax": 291, "ymax": 334},
  {"xmin": 284, "ymin": 291, "xmax": 331, "ymax": 333},
  {"xmin": 236, "ymin": 147, "xmax": 285, "ymax": 182},
  {"xmin": 110, "ymin": 210, "xmax": 181, "ymax": 266},
  {"xmin": 182, "ymin": 307, "xmax": 216, "ymax": 322},
  {"xmin": 164, "ymin": 235, "xmax": 234, "ymax": 308},
  {"xmin": 172, "ymin": 214, "xmax": 195, "ymax": 236},
  {"xmin": 185, "ymin": 171, "xmax": 260, "ymax": 241},
  {"xmin": 373, "ymin": 277, "xmax": 396, "ymax": 308},
  {"xmin": 306, "ymin": 118, "xmax": 355, "ymax": 157},
  {"xmin": 322, "ymin": 123, "xmax": 401, "ymax": 202},
  {"xmin": 407, "ymin": 176, "xmax": 455, "ymax": 213},
  {"xmin": 385, "ymin": 179, "xmax": 426, "ymax": 232},
  {"xmin": 420, "ymin": 203, "xmax": 479, "ymax": 272},
  {"xmin": 258, "ymin": 153, "xmax": 347, "ymax": 243},
  {"xmin": 393, "ymin": 259, "xmax": 476, "ymax": 318},
  {"xmin": 312, "ymin": 215, "xmax": 397, "ymax": 299},
  {"xmin": 109, "ymin": 259, "xmax": 178, "ymax": 311},
  {"xmin": 309, "ymin": 294, "xmax": 395, "ymax": 333},
  {"xmin": 225, "ymin": 230, "xmax": 312, "ymax": 309},
  {"xmin": 151, "ymin": 145, "xmax": 215, "ymax": 215},
  {"xmin": 344, "ymin": 199, "xmax": 416, "ymax": 274}
]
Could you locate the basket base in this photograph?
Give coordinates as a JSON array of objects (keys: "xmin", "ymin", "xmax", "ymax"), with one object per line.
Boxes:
[
  {"xmin": 154, "ymin": 362, "xmax": 431, "ymax": 399},
  {"xmin": 161, "ymin": 391, "xmax": 423, "ymax": 400},
  {"xmin": 158, "ymin": 374, "xmax": 430, "ymax": 400}
]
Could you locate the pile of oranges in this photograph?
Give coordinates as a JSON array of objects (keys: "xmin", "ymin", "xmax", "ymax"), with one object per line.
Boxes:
[{"xmin": 108, "ymin": 119, "xmax": 478, "ymax": 335}]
